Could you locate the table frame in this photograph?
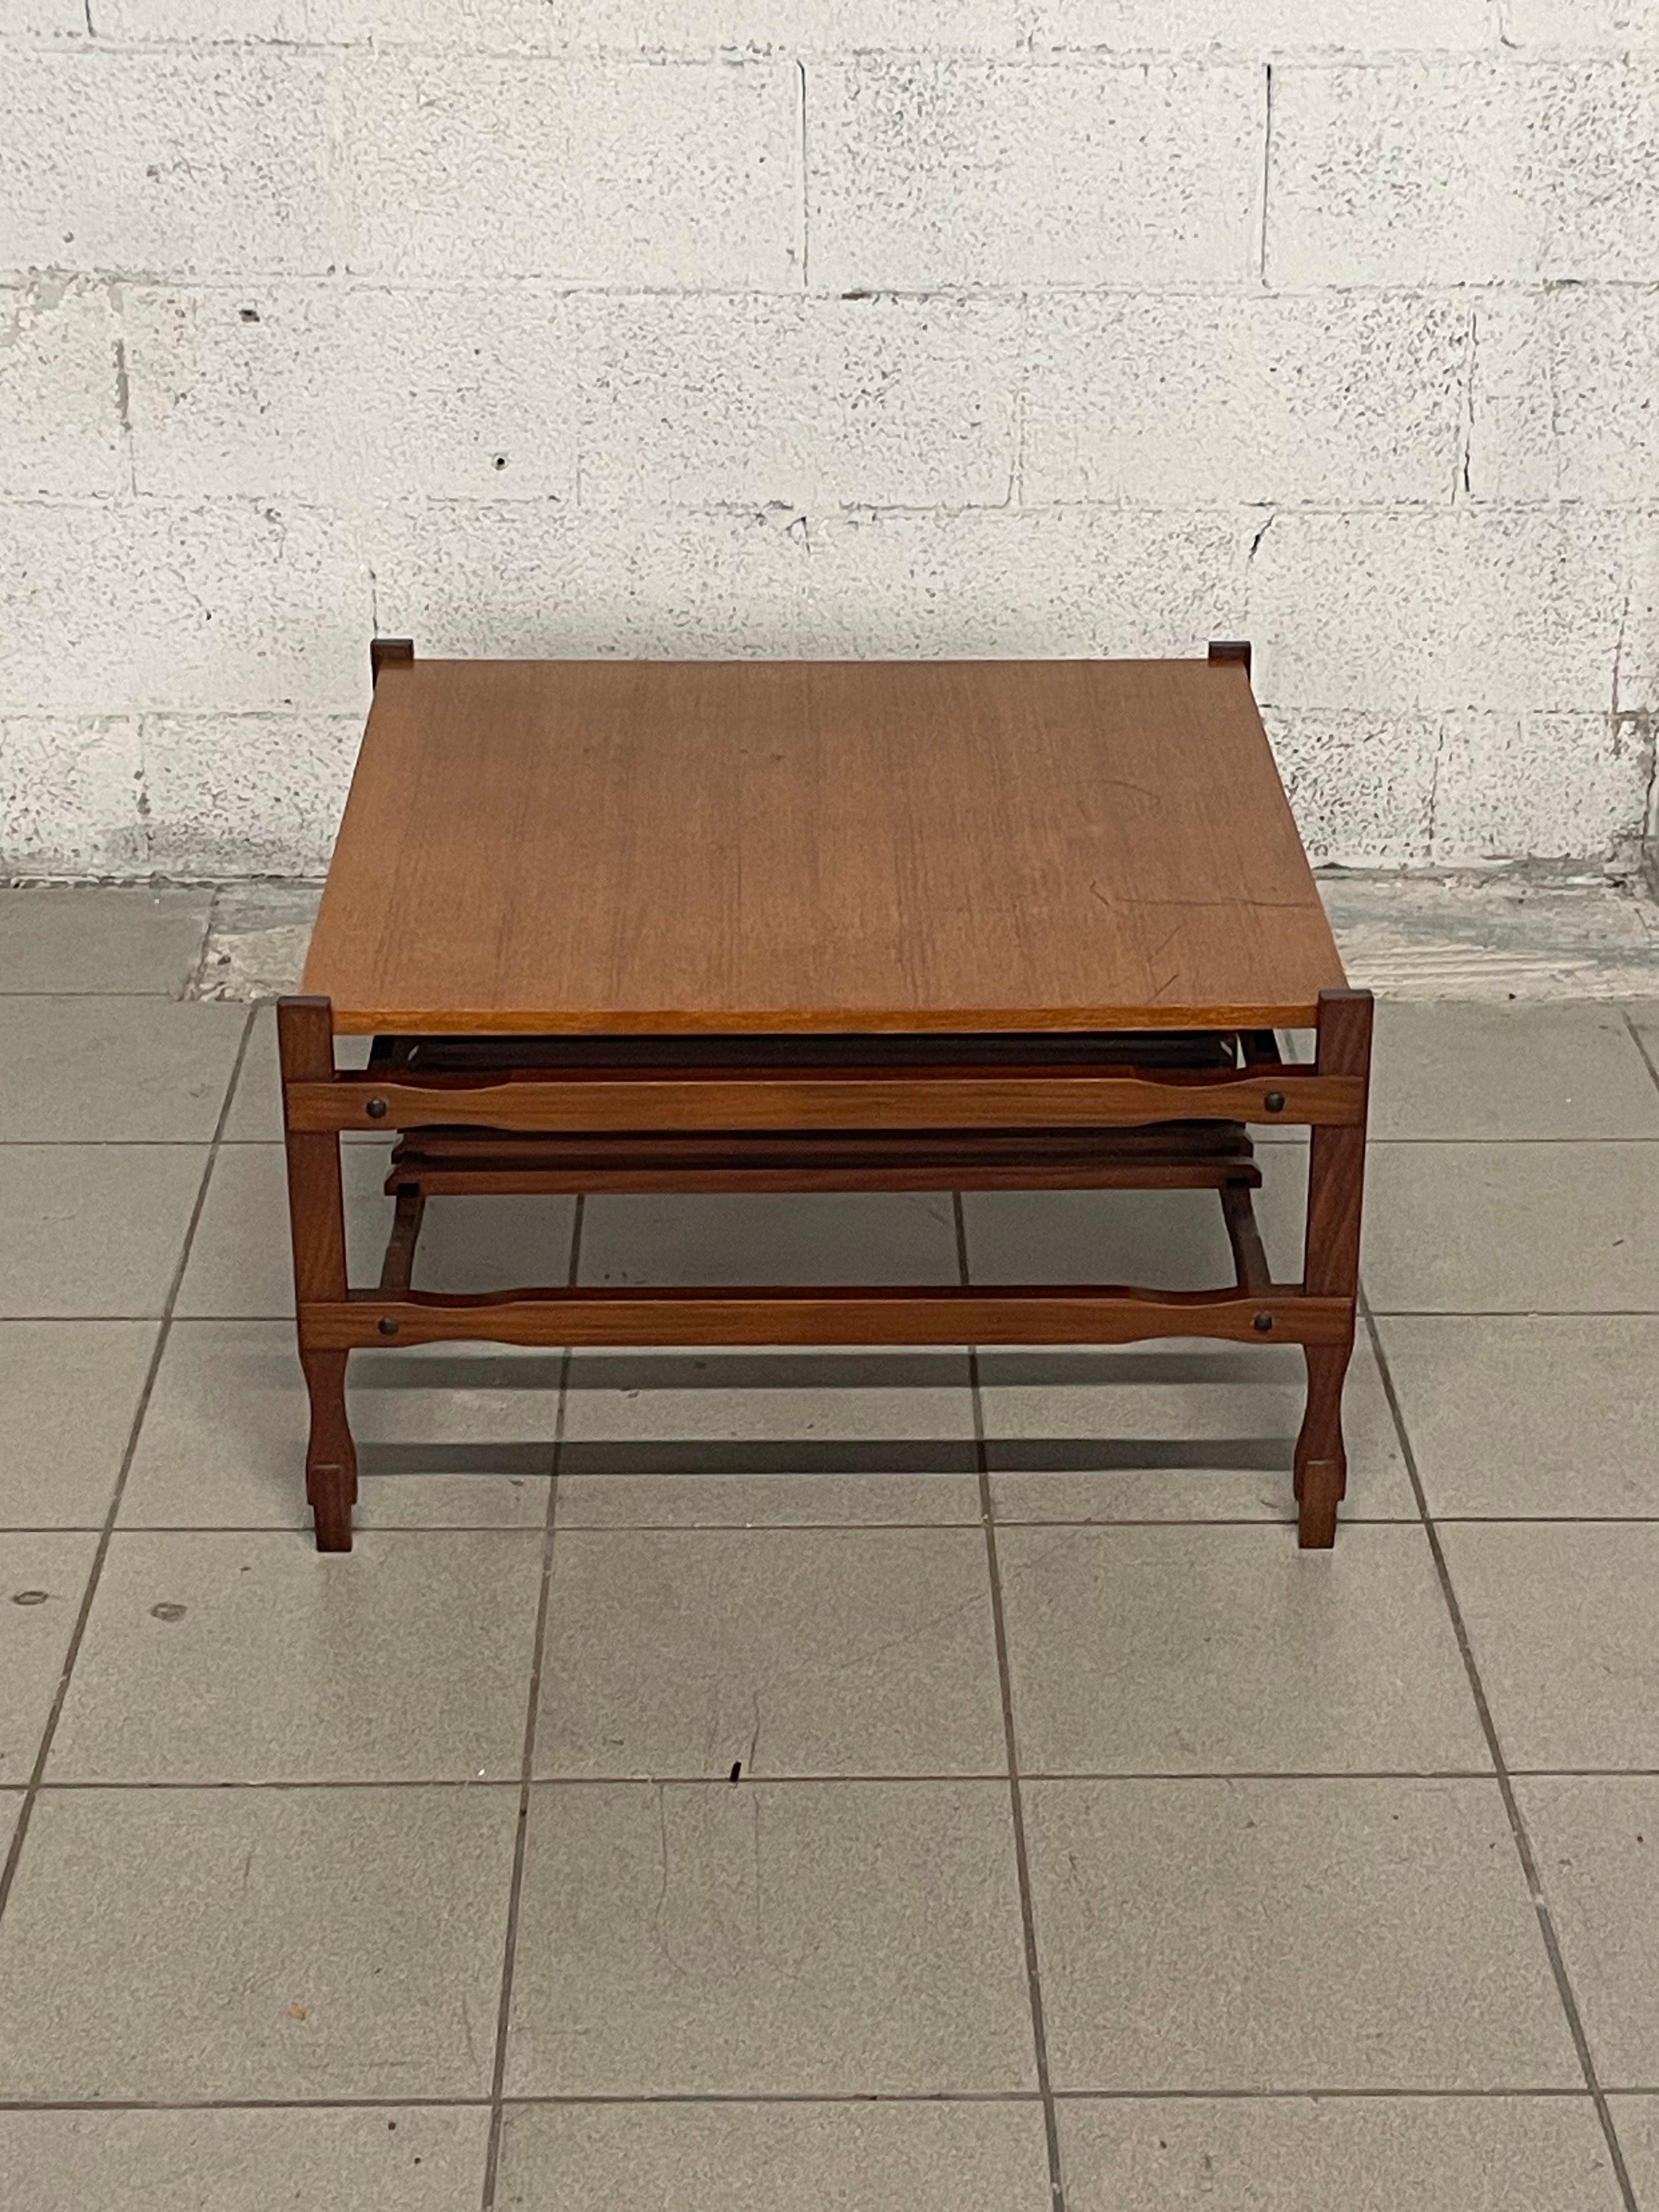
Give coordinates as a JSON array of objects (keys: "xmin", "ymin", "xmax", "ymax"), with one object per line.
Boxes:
[{"xmin": 278, "ymin": 985, "xmax": 1370, "ymax": 1554}]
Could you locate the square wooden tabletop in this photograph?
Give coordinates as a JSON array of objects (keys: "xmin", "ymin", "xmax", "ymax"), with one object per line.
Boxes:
[{"xmin": 301, "ymin": 656, "xmax": 1347, "ymax": 1035}]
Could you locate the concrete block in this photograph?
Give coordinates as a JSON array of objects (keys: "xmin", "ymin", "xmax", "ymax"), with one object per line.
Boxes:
[
  {"xmin": 10, "ymin": 0, "xmax": 91, "ymax": 31},
  {"xmin": 97, "ymin": 0, "xmax": 1019, "ymax": 46},
  {"xmin": 94, "ymin": 0, "xmax": 309, "ymax": 32},
  {"xmin": 1269, "ymin": 60, "xmax": 1659, "ymax": 285},
  {"xmin": 793, "ymin": 508, "xmax": 1246, "ymax": 657},
  {"xmin": 123, "ymin": 285, "xmax": 579, "ymax": 504},
  {"xmin": 1431, "ymin": 711, "xmax": 1655, "ymax": 860},
  {"xmin": 333, "ymin": 53, "xmax": 798, "ymax": 283},
  {"xmin": 0, "ymin": 50, "xmax": 332, "ymax": 278},
  {"xmin": 0, "ymin": 280, "xmax": 125, "ymax": 499},
  {"xmin": 1469, "ymin": 288, "xmax": 1659, "ymax": 504},
  {"xmin": 141, "ymin": 714, "xmax": 360, "ymax": 876},
  {"xmin": 810, "ymin": 60, "xmax": 1263, "ymax": 289},
  {"xmin": 1261, "ymin": 710, "xmax": 1437, "ymax": 868},
  {"xmin": 1247, "ymin": 508, "xmax": 1636, "ymax": 713},
  {"xmin": 363, "ymin": 503, "xmax": 811, "ymax": 657},
  {"xmin": 0, "ymin": 719, "xmax": 145, "ymax": 877},
  {"xmin": 0, "ymin": 501, "xmax": 369, "ymax": 715},
  {"xmin": 1028, "ymin": 0, "xmax": 1491, "ymax": 50},
  {"xmin": 1023, "ymin": 293, "xmax": 1466, "ymax": 507},
  {"xmin": 1503, "ymin": 1, "xmax": 1659, "ymax": 48},
  {"xmin": 580, "ymin": 295, "xmax": 1020, "ymax": 512}
]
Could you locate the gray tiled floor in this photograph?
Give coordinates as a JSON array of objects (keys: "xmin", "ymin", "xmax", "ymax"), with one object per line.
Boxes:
[{"xmin": 3, "ymin": 889, "xmax": 1659, "ymax": 2209}]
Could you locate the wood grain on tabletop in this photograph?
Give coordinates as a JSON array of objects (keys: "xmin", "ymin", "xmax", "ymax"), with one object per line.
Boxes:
[{"xmin": 301, "ymin": 657, "xmax": 1346, "ymax": 1033}]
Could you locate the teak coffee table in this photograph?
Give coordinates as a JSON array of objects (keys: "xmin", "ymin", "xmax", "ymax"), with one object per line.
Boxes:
[{"xmin": 281, "ymin": 641, "xmax": 1369, "ymax": 1553}]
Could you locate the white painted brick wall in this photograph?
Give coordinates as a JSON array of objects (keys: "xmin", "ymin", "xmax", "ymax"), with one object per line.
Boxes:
[
  {"xmin": 812, "ymin": 62, "xmax": 1264, "ymax": 289},
  {"xmin": 123, "ymin": 285, "xmax": 582, "ymax": 503},
  {"xmin": 0, "ymin": 280, "xmax": 125, "ymax": 499},
  {"xmin": 1268, "ymin": 61, "xmax": 1659, "ymax": 286},
  {"xmin": 1, "ymin": 8, "xmax": 1654, "ymax": 877},
  {"xmin": 1021, "ymin": 295, "xmax": 1467, "ymax": 506}
]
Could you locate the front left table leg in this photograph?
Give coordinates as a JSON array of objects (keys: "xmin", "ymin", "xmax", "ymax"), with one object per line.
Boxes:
[{"xmin": 279, "ymin": 994, "xmax": 358, "ymax": 1553}]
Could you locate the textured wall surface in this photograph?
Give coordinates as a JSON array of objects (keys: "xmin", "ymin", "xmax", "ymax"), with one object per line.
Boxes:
[{"xmin": 1, "ymin": 4, "xmax": 1656, "ymax": 876}]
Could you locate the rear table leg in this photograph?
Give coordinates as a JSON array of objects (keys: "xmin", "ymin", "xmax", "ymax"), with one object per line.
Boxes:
[
  {"xmin": 300, "ymin": 1348, "xmax": 356, "ymax": 1550},
  {"xmin": 1293, "ymin": 988, "xmax": 1373, "ymax": 1549},
  {"xmin": 1294, "ymin": 1345, "xmax": 1347, "ymax": 1547}
]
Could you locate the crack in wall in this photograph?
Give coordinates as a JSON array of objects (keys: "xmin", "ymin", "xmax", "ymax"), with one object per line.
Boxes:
[
  {"xmin": 1455, "ymin": 306, "xmax": 1477, "ymax": 502},
  {"xmin": 1257, "ymin": 63, "xmax": 1273, "ymax": 285}
]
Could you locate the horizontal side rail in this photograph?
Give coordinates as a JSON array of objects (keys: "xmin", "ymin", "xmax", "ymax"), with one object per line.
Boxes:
[
  {"xmin": 300, "ymin": 1284, "xmax": 1353, "ymax": 1351},
  {"xmin": 286, "ymin": 1068, "xmax": 1359, "ymax": 1135}
]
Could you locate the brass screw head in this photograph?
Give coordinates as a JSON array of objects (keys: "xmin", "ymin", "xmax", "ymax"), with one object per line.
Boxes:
[
  {"xmin": 366, "ymin": 1098, "xmax": 388, "ymax": 1119},
  {"xmin": 1252, "ymin": 1312, "xmax": 1274, "ymax": 1332},
  {"xmin": 377, "ymin": 1317, "xmax": 399, "ymax": 1336},
  {"xmin": 1263, "ymin": 1091, "xmax": 1286, "ymax": 1113}
]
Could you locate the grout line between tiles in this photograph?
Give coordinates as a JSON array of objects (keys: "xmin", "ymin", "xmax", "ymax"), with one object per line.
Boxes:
[
  {"xmin": 1362, "ymin": 1295, "xmax": 1640, "ymax": 2212},
  {"xmin": 0, "ymin": 2086, "xmax": 1651, "ymax": 2113},
  {"xmin": 15, "ymin": 1769, "xmax": 1523, "ymax": 1791},
  {"xmin": 0, "ymin": 1006, "xmax": 257, "ymax": 1938},
  {"xmin": 478, "ymin": 1194, "xmax": 583, "ymax": 2212},
  {"xmin": 1623, "ymin": 1010, "xmax": 1659, "ymax": 1097},
  {"xmin": 957, "ymin": 1193, "xmax": 1068, "ymax": 2212},
  {"xmin": 183, "ymin": 889, "xmax": 220, "ymax": 1002}
]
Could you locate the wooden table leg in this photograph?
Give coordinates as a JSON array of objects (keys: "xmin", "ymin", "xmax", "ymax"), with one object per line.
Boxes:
[
  {"xmin": 279, "ymin": 995, "xmax": 357, "ymax": 1552},
  {"xmin": 1294, "ymin": 988, "xmax": 1373, "ymax": 1548}
]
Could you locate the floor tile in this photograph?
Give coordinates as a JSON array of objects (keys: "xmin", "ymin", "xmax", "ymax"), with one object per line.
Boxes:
[
  {"xmin": 0, "ymin": 1321, "xmax": 157, "ymax": 1525},
  {"xmin": 176, "ymin": 1144, "xmax": 575, "ymax": 1317},
  {"xmin": 0, "ymin": 1784, "xmax": 516, "ymax": 2098},
  {"xmin": 1377, "ymin": 1315, "xmax": 1659, "ymax": 1517},
  {"xmin": 0, "ymin": 1533, "xmax": 95, "ymax": 1783},
  {"xmin": 496, "ymin": 2100, "xmax": 1052, "ymax": 2212},
  {"xmin": 0, "ymin": 887, "xmax": 211, "ymax": 995},
  {"xmin": 963, "ymin": 1147, "xmax": 1308, "ymax": 1287},
  {"xmin": 49, "ymin": 1529, "xmax": 543, "ymax": 1782},
  {"xmin": 506, "ymin": 1780, "xmax": 1034, "ymax": 2095},
  {"xmin": 1058, "ymin": 2095, "xmax": 1621, "ymax": 2211},
  {"xmin": 998, "ymin": 1524, "xmax": 1486, "ymax": 1775},
  {"xmin": 558, "ymin": 1346, "xmax": 979, "ymax": 1526},
  {"xmin": 1520, "ymin": 1776, "xmax": 1659, "ymax": 2089},
  {"xmin": 1441, "ymin": 1523, "xmax": 1659, "ymax": 1770},
  {"xmin": 1025, "ymin": 1778, "xmax": 1577, "ymax": 2090},
  {"xmin": 0, "ymin": 1146, "xmax": 206, "ymax": 1317},
  {"xmin": 1363, "ymin": 1143, "xmax": 1659, "ymax": 1312},
  {"xmin": 1370, "ymin": 1001, "xmax": 1659, "ymax": 1139},
  {"xmin": 0, "ymin": 996, "xmax": 247, "ymax": 1141},
  {"xmin": 980, "ymin": 1337, "xmax": 1416, "ymax": 1523},
  {"xmin": 1609, "ymin": 2097, "xmax": 1659, "ymax": 2209},
  {"xmin": 534, "ymin": 1527, "xmax": 1003, "ymax": 1779},
  {"xmin": 0, "ymin": 2107, "xmax": 490, "ymax": 2212},
  {"xmin": 121, "ymin": 1322, "xmax": 557, "ymax": 1528},
  {"xmin": 222, "ymin": 1005, "xmax": 370, "ymax": 1141},
  {"xmin": 578, "ymin": 1189, "xmax": 961, "ymax": 1285}
]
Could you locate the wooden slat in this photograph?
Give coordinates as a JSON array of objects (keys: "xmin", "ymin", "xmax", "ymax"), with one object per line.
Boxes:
[
  {"xmin": 391, "ymin": 1162, "xmax": 1259, "ymax": 1195},
  {"xmin": 300, "ymin": 1285, "xmax": 1353, "ymax": 1351},
  {"xmin": 1220, "ymin": 1180, "xmax": 1272, "ymax": 1294},
  {"xmin": 286, "ymin": 1069, "xmax": 1361, "ymax": 1134},
  {"xmin": 377, "ymin": 1182, "xmax": 426, "ymax": 1295}
]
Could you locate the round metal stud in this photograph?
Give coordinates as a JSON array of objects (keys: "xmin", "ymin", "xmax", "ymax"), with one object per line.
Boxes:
[
  {"xmin": 366, "ymin": 1097, "xmax": 388, "ymax": 1119},
  {"xmin": 377, "ymin": 1317, "xmax": 400, "ymax": 1336},
  {"xmin": 1252, "ymin": 1311, "xmax": 1274, "ymax": 1333},
  {"xmin": 1263, "ymin": 1091, "xmax": 1285, "ymax": 1113}
]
